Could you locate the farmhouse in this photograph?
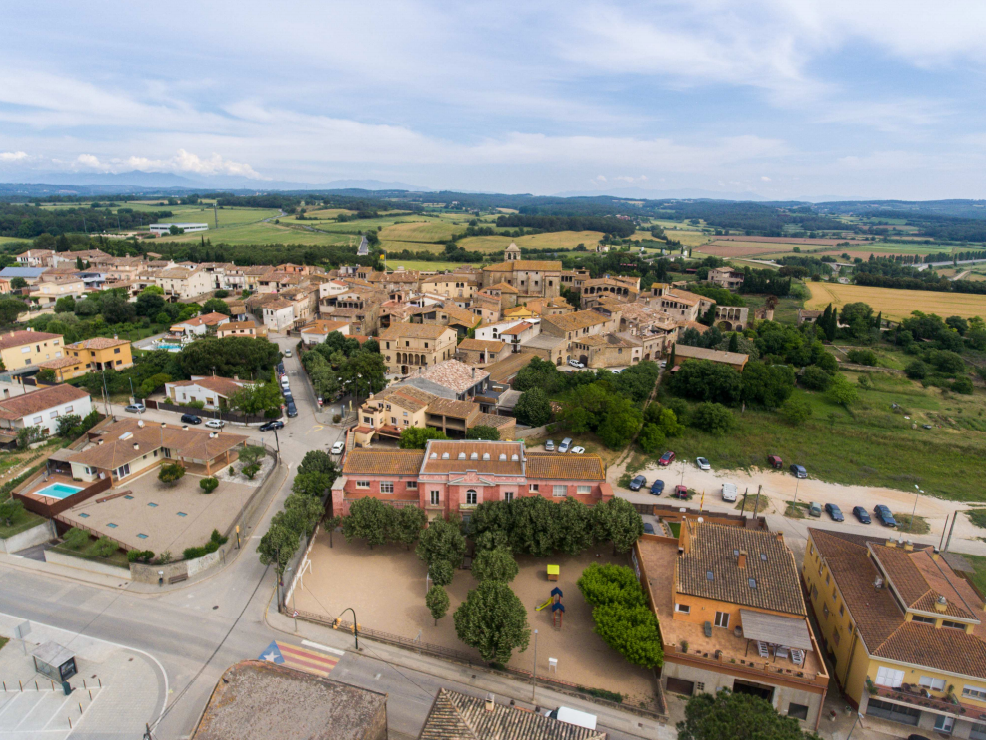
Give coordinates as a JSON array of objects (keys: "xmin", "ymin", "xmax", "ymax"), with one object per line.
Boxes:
[{"xmin": 708, "ymin": 266, "xmax": 745, "ymax": 290}]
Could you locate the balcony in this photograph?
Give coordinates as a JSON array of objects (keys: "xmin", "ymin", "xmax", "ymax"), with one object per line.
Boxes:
[{"xmin": 872, "ymin": 684, "xmax": 986, "ymax": 720}]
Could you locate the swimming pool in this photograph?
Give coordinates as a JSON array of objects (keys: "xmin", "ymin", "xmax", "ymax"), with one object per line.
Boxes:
[
  {"xmin": 32, "ymin": 483, "xmax": 83, "ymax": 500},
  {"xmin": 158, "ymin": 343, "xmax": 182, "ymax": 351}
]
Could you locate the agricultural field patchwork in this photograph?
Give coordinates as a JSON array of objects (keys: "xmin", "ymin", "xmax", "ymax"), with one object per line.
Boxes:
[
  {"xmin": 805, "ymin": 281, "xmax": 986, "ymax": 321},
  {"xmin": 153, "ymin": 221, "xmax": 356, "ymax": 246},
  {"xmin": 456, "ymin": 230, "xmax": 606, "ymax": 253}
]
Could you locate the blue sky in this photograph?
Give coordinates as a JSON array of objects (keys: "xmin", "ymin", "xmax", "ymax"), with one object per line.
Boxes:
[{"xmin": 2, "ymin": 0, "xmax": 985, "ymax": 199}]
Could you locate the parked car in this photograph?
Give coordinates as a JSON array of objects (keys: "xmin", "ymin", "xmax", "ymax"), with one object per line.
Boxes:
[
  {"xmin": 570, "ymin": 446, "xmax": 585, "ymax": 454},
  {"xmin": 852, "ymin": 506, "xmax": 871, "ymax": 524},
  {"xmin": 643, "ymin": 522, "xmax": 655, "ymax": 535},
  {"xmin": 672, "ymin": 485, "xmax": 688, "ymax": 499},
  {"xmin": 180, "ymin": 414, "xmax": 202, "ymax": 425},
  {"xmin": 124, "ymin": 403, "xmax": 146, "ymax": 413},
  {"xmin": 280, "ymin": 376, "xmax": 290, "ymax": 387},
  {"xmin": 790, "ymin": 464, "xmax": 807, "ymax": 479},
  {"xmin": 629, "ymin": 475, "xmax": 647, "ymax": 491},
  {"xmin": 286, "ymin": 402, "xmax": 298, "ymax": 418},
  {"xmin": 567, "ymin": 359, "xmax": 585, "ymax": 369},
  {"xmin": 558, "ymin": 437, "xmax": 573, "ymax": 453},
  {"xmin": 331, "ymin": 440, "xmax": 345, "ymax": 455},
  {"xmin": 696, "ymin": 457, "xmax": 711, "ymax": 471},
  {"xmin": 650, "ymin": 479, "xmax": 665, "ymax": 495},
  {"xmin": 259, "ymin": 420, "xmax": 284, "ymax": 432},
  {"xmin": 284, "ymin": 349, "xmax": 293, "ymax": 358},
  {"xmin": 721, "ymin": 483, "xmax": 737, "ymax": 502},
  {"xmin": 825, "ymin": 503, "xmax": 845, "ymax": 522},
  {"xmin": 543, "ymin": 707, "xmax": 598, "ymax": 730},
  {"xmin": 874, "ymin": 504, "xmax": 897, "ymax": 527},
  {"xmin": 658, "ymin": 450, "xmax": 676, "ymax": 466},
  {"xmin": 276, "ymin": 363, "xmax": 285, "ymax": 374},
  {"xmin": 204, "ymin": 419, "xmax": 225, "ymax": 429},
  {"xmin": 767, "ymin": 454, "xmax": 783, "ymax": 469},
  {"xmin": 809, "ymin": 501, "xmax": 822, "ymax": 518},
  {"xmin": 544, "ymin": 440, "xmax": 555, "ymax": 452}
]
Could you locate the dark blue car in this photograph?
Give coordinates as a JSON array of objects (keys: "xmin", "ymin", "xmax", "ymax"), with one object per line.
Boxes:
[
  {"xmin": 874, "ymin": 505, "xmax": 897, "ymax": 527},
  {"xmin": 825, "ymin": 503, "xmax": 844, "ymax": 522},
  {"xmin": 852, "ymin": 506, "xmax": 871, "ymax": 524},
  {"xmin": 650, "ymin": 480, "xmax": 665, "ymax": 496}
]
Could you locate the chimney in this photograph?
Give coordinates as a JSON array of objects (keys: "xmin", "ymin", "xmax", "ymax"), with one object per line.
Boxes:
[
  {"xmin": 472, "ymin": 367, "xmax": 476, "ymax": 378},
  {"xmin": 485, "ymin": 693, "xmax": 495, "ymax": 712},
  {"xmin": 97, "ymin": 438, "xmax": 104, "ymax": 445},
  {"xmin": 133, "ymin": 443, "xmax": 139, "ymax": 450},
  {"xmin": 737, "ymin": 550, "xmax": 747, "ymax": 569},
  {"xmin": 885, "ymin": 539, "xmax": 896, "ymax": 548},
  {"xmin": 904, "ymin": 540, "xmax": 914, "ymax": 552},
  {"xmin": 113, "ymin": 334, "xmax": 118, "ymax": 340},
  {"xmin": 935, "ymin": 595, "xmax": 948, "ymax": 613},
  {"xmin": 775, "ymin": 532, "xmax": 784, "ymax": 544}
]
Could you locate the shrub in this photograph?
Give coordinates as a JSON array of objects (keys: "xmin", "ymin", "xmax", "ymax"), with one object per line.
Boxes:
[
  {"xmin": 200, "ymin": 477, "xmax": 219, "ymax": 493},
  {"xmin": 92, "ymin": 536, "xmax": 119, "ymax": 558},
  {"xmin": 62, "ymin": 527, "xmax": 90, "ymax": 549},
  {"xmin": 799, "ymin": 366, "xmax": 831, "ymax": 391},
  {"xmin": 690, "ymin": 402, "xmax": 733, "ymax": 435},
  {"xmin": 242, "ymin": 463, "xmax": 261, "ymax": 479},
  {"xmin": 159, "ymin": 463, "xmax": 186, "ymax": 486},
  {"xmin": 157, "ymin": 551, "xmax": 172, "ymax": 564},
  {"xmin": 780, "ymin": 397, "xmax": 812, "ymax": 425},
  {"xmin": 332, "ymin": 414, "xmax": 342, "ymax": 423},
  {"xmin": 638, "ymin": 423, "xmax": 666, "ymax": 453},
  {"xmin": 210, "ymin": 528, "xmax": 228, "ymax": 545},
  {"xmin": 185, "ymin": 400, "xmax": 206, "ymax": 410},
  {"xmin": 905, "ymin": 360, "xmax": 929, "ymax": 379},
  {"xmin": 127, "ymin": 549, "xmax": 155, "ymax": 563},
  {"xmin": 847, "ymin": 349, "xmax": 878, "ymax": 366},
  {"xmin": 952, "ymin": 377, "xmax": 974, "ymax": 395}
]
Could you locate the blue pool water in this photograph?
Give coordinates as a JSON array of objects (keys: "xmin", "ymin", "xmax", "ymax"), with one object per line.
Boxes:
[{"xmin": 32, "ymin": 483, "xmax": 83, "ymax": 500}]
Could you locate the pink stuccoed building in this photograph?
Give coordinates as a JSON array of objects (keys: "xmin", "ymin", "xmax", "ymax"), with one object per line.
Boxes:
[{"xmin": 331, "ymin": 439, "xmax": 613, "ymax": 520}]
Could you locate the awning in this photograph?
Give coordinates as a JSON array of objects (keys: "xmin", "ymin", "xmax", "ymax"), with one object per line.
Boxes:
[
  {"xmin": 47, "ymin": 448, "xmax": 80, "ymax": 463},
  {"xmin": 740, "ymin": 610, "xmax": 814, "ymax": 651}
]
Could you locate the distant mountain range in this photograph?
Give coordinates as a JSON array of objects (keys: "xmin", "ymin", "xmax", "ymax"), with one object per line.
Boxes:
[{"xmin": 552, "ymin": 186, "xmax": 768, "ymax": 201}]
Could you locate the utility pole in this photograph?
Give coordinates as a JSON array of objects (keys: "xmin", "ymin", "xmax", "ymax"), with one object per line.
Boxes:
[{"xmin": 531, "ymin": 629, "xmax": 539, "ymax": 701}]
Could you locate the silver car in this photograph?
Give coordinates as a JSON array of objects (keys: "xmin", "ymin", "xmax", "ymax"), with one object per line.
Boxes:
[
  {"xmin": 544, "ymin": 440, "xmax": 555, "ymax": 451},
  {"xmin": 558, "ymin": 437, "xmax": 573, "ymax": 453}
]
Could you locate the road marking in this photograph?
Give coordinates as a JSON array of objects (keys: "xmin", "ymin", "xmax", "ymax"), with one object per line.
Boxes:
[{"xmin": 302, "ymin": 640, "xmax": 345, "ymax": 656}]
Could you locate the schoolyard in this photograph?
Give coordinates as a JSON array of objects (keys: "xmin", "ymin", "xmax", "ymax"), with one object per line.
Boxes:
[{"xmin": 294, "ymin": 532, "xmax": 658, "ymax": 705}]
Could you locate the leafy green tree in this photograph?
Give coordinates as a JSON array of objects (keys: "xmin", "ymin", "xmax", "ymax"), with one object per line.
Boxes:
[
  {"xmin": 638, "ymin": 423, "xmax": 666, "ymax": 453},
  {"xmin": 258, "ymin": 517, "xmax": 301, "ymax": 576},
  {"xmin": 391, "ymin": 506, "xmax": 428, "ymax": 550},
  {"xmin": 466, "ymin": 425, "xmax": 500, "ymax": 440},
  {"xmin": 668, "ymin": 360, "xmax": 742, "ymax": 405},
  {"xmin": 202, "ymin": 298, "xmax": 231, "ymax": 316},
  {"xmin": 227, "ymin": 382, "xmax": 284, "ymax": 416},
  {"xmin": 554, "ymin": 497, "xmax": 596, "ymax": 555},
  {"xmin": 101, "ymin": 294, "xmax": 136, "ymax": 324},
  {"xmin": 62, "ymin": 527, "xmax": 90, "ymax": 549},
  {"xmin": 238, "ymin": 445, "xmax": 266, "ymax": 467},
  {"xmin": 780, "ymin": 397, "xmax": 812, "ymax": 425},
  {"xmin": 509, "ymin": 495, "xmax": 559, "ymax": 556},
  {"xmin": 514, "ymin": 387, "xmax": 552, "ymax": 427},
  {"xmin": 0, "ymin": 498, "xmax": 24, "ymax": 526},
  {"xmin": 416, "ymin": 515, "xmax": 466, "ymax": 568},
  {"xmin": 593, "ymin": 497, "xmax": 644, "ymax": 554},
  {"xmin": 399, "ymin": 427, "xmax": 448, "ymax": 448},
  {"xmin": 138, "ymin": 372, "xmax": 171, "ymax": 398},
  {"xmin": 54, "ymin": 295, "xmax": 76, "ymax": 313},
  {"xmin": 428, "ymin": 558, "xmax": 455, "ymax": 587},
  {"xmin": 690, "ymin": 402, "xmax": 734, "ymax": 435},
  {"xmin": 291, "ymin": 472, "xmax": 333, "ymax": 498},
  {"xmin": 598, "ymin": 396, "xmax": 643, "ymax": 449},
  {"xmin": 472, "ymin": 546, "xmax": 519, "ymax": 582},
  {"xmin": 55, "ymin": 414, "xmax": 82, "ymax": 437},
  {"xmin": 282, "ymin": 493, "xmax": 324, "ymax": 537},
  {"xmin": 92, "ymin": 536, "xmax": 119, "ymax": 558},
  {"xmin": 740, "ymin": 363, "xmax": 795, "ymax": 409},
  {"xmin": 0, "ymin": 297, "xmax": 27, "ymax": 325},
  {"xmin": 135, "ymin": 290, "xmax": 165, "ymax": 317},
  {"xmin": 846, "ymin": 349, "xmax": 877, "ymax": 366},
  {"xmin": 426, "ymin": 584, "xmax": 450, "ymax": 625},
  {"xmin": 799, "ymin": 365, "xmax": 832, "ymax": 390},
  {"xmin": 342, "ymin": 497, "xmax": 394, "ymax": 549},
  {"xmin": 10, "ymin": 277, "xmax": 27, "ymax": 290},
  {"xmin": 179, "ymin": 337, "xmax": 281, "ymax": 377},
  {"xmin": 827, "ymin": 374, "xmax": 858, "ymax": 407},
  {"xmin": 298, "ymin": 450, "xmax": 340, "ymax": 483},
  {"xmin": 454, "ymin": 580, "xmax": 531, "ymax": 665},
  {"xmin": 728, "ymin": 332, "xmax": 739, "ymax": 352},
  {"xmin": 677, "ymin": 689, "xmax": 821, "ymax": 740},
  {"xmin": 158, "ymin": 463, "xmax": 186, "ymax": 486}
]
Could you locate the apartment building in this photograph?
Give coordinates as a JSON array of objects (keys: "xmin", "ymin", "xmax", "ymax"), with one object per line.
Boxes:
[
  {"xmin": 0, "ymin": 330, "xmax": 64, "ymax": 370},
  {"xmin": 805, "ymin": 529, "xmax": 986, "ymax": 738},
  {"xmin": 378, "ymin": 324, "xmax": 457, "ymax": 376},
  {"xmin": 150, "ymin": 266, "xmax": 213, "ymax": 300},
  {"xmin": 38, "ymin": 337, "xmax": 133, "ymax": 381}
]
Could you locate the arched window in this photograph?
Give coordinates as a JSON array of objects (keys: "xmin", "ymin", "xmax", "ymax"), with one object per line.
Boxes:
[{"xmin": 466, "ymin": 489, "xmax": 477, "ymax": 505}]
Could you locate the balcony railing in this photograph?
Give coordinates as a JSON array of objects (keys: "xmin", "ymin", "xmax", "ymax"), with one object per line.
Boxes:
[{"xmin": 872, "ymin": 685, "xmax": 985, "ymax": 719}]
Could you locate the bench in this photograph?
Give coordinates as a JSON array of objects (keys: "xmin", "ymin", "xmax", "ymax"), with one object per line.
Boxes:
[{"xmin": 168, "ymin": 573, "xmax": 188, "ymax": 584}]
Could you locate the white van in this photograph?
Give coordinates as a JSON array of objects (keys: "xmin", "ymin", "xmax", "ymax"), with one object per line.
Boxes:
[
  {"xmin": 722, "ymin": 483, "xmax": 737, "ymax": 502},
  {"xmin": 545, "ymin": 707, "xmax": 598, "ymax": 730}
]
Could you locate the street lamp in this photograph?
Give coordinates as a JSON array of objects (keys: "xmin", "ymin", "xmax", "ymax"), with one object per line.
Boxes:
[
  {"xmin": 531, "ymin": 629, "xmax": 539, "ymax": 701},
  {"xmin": 910, "ymin": 485, "xmax": 923, "ymax": 534},
  {"xmin": 793, "ymin": 476, "xmax": 800, "ymax": 505},
  {"xmin": 333, "ymin": 607, "xmax": 360, "ymax": 650}
]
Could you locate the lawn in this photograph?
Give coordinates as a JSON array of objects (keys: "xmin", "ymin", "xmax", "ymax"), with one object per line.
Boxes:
[
  {"xmin": 963, "ymin": 555, "xmax": 986, "ymax": 597},
  {"xmin": 384, "ymin": 260, "xmax": 472, "ymax": 272},
  {"xmin": 0, "ymin": 506, "xmax": 45, "ymax": 540},
  {"xmin": 378, "ymin": 220, "xmax": 463, "ymax": 244},
  {"xmin": 657, "ymin": 378, "xmax": 986, "ymax": 501},
  {"xmin": 50, "ymin": 540, "xmax": 130, "ymax": 569},
  {"xmin": 805, "ymin": 282, "xmax": 986, "ymax": 322}
]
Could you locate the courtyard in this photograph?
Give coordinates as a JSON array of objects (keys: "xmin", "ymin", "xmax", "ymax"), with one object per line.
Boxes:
[
  {"xmin": 56, "ymin": 463, "xmax": 265, "ymax": 555},
  {"xmin": 293, "ymin": 532, "xmax": 659, "ymax": 706}
]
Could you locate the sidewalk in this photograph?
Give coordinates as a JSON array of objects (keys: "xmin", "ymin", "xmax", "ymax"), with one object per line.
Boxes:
[{"xmin": 265, "ymin": 602, "xmax": 675, "ymax": 740}]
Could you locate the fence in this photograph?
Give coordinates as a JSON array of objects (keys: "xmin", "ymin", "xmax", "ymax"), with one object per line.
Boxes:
[
  {"xmin": 144, "ymin": 400, "xmax": 279, "ymax": 424},
  {"xmin": 291, "ymin": 608, "xmax": 668, "ymax": 720},
  {"xmin": 15, "ymin": 477, "xmax": 113, "ymax": 519}
]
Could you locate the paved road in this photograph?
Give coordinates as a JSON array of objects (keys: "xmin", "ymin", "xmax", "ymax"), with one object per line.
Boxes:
[{"xmin": 0, "ymin": 335, "xmax": 661, "ymax": 740}]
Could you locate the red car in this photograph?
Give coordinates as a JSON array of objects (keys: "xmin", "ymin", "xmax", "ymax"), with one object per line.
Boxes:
[
  {"xmin": 658, "ymin": 451, "xmax": 676, "ymax": 466},
  {"xmin": 673, "ymin": 485, "xmax": 689, "ymax": 499}
]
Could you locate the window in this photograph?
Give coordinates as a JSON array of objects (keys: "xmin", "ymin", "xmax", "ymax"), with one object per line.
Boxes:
[
  {"xmin": 552, "ymin": 485, "xmax": 567, "ymax": 497},
  {"xmin": 504, "ymin": 491, "xmax": 514, "ymax": 502},
  {"xmin": 577, "ymin": 485, "xmax": 591, "ymax": 495},
  {"xmin": 355, "ymin": 481, "xmax": 370, "ymax": 489},
  {"xmin": 833, "ymin": 629, "xmax": 841, "ymax": 645},
  {"xmin": 380, "ymin": 482, "xmax": 394, "ymax": 494},
  {"xmin": 106, "ymin": 523, "xmax": 118, "ymax": 529},
  {"xmin": 114, "ymin": 348, "xmax": 121, "ymax": 354},
  {"xmin": 65, "ymin": 405, "xmax": 73, "ymax": 413},
  {"xmin": 825, "ymin": 573, "xmax": 830, "ymax": 585},
  {"xmin": 788, "ymin": 703, "xmax": 809, "ymax": 721},
  {"xmin": 911, "ymin": 615, "xmax": 935, "ymax": 624},
  {"xmin": 430, "ymin": 491, "xmax": 440, "ymax": 506},
  {"xmin": 695, "ymin": 681, "xmax": 705, "ymax": 691},
  {"xmin": 706, "ymin": 571, "xmax": 714, "ymax": 581},
  {"xmin": 963, "ymin": 686, "xmax": 986, "ymax": 701},
  {"xmin": 530, "ymin": 483, "xmax": 539, "ymax": 492},
  {"xmin": 50, "ymin": 411, "xmax": 58, "ymax": 419},
  {"xmin": 147, "ymin": 502, "xmax": 158, "ymax": 508},
  {"xmin": 943, "ymin": 620, "xmax": 967, "ymax": 630},
  {"xmin": 919, "ymin": 677, "xmax": 947, "ymax": 691},
  {"xmin": 177, "ymin": 512, "xmax": 187, "ymax": 517},
  {"xmin": 714, "ymin": 612, "xmax": 729, "ymax": 628},
  {"xmin": 466, "ymin": 490, "xmax": 477, "ymax": 505},
  {"xmin": 811, "ymin": 585, "xmax": 818, "ymax": 600},
  {"xmin": 876, "ymin": 666, "xmax": 905, "ymax": 688},
  {"xmin": 674, "ymin": 603, "xmax": 690, "ymax": 614},
  {"xmin": 748, "ymin": 578, "xmax": 757, "ymax": 589},
  {"xmin": 32, "ymin": 415, "xmax": 43, "ymax": 424},
  {"xmin": 823, "ymin": 604, "xmax": 829, "ymax": 617},
  {"xmin": 406, "ymin": 481, "xmax": 417, "ymax": 490},
  {"xmin": 839, "ymin": 604, "xmax": 845, "ymax": 617},
  {"xmin": 79, "ymin": 513, "xmax": 89, "ymax": 518}
]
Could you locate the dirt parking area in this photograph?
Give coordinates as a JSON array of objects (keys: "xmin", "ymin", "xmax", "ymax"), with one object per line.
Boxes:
[{"xmin": 294, "ymin": 533, "xmax": 658, "ymax": 704}]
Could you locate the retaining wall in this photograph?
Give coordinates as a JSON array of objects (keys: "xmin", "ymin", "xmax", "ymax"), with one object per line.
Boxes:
[
  {"xmin": 0, "ymin": 520, "xmax": 56, "ymax": 554},
  {"xmin": 43, "ymin": 548, "xmax": 132, "ymax": 579}
]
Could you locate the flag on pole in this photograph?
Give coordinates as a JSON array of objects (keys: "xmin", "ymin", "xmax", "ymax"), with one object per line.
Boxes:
[{"xmin": 700, "ymin": 490, "xmax": 705, "ymax": 511}]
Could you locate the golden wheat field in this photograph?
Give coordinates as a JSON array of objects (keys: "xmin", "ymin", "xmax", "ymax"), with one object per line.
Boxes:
[{"xmin": 805, "ymin": 282, "xmax": 986, "ymax": 322}]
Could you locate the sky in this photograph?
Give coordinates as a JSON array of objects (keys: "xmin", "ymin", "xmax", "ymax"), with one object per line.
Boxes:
[{"xmin": 2, "ymin": 0, "xmax": 986, "ymax": 200}]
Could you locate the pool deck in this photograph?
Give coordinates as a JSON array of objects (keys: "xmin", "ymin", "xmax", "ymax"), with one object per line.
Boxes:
[{"xmin": 21, "ymin": 473, "xmax": 83, "ymax": 503}]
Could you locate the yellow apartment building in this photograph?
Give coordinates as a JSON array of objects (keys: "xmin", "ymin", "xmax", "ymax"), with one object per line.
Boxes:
[
  {"xmin": 378, "ymin": 323, "xmax": 457, "ymax": 376},
  {"xmin": 39, "ymin": 337, "xmax": 133, "ymax": 381},
  {"xmin": 0, "ymin": 330, "xmax": 64, "ymax": 370},
  {"xmin": 805, "ymin": 529, "xmax": 986, "ymax": 738}
]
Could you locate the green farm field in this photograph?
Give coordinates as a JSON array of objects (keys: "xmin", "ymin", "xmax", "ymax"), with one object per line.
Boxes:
[
  {"xmin": 378, "ymin": 220, "xmax": 463, "ymax": 243},
  {"xmin": 154, "ymin": 221, "xmax": 356, "ymax": 246},
  {"xmin": 385, "ymin": 260, "xmax": 471, "ymax": 272},
  {"xmin": 457, "ymin": 230, "xmax": 605, "ymax": 253},
  {"xmin": 660, "ymin": 373, "xmax": 986, "ymax": 501}
]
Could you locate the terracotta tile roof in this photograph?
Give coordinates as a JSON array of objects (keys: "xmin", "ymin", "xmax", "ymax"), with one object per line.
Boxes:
[
  {"xmin": 419, "ymin": 688, "xmax": 605, "ymax": 740},
  {"xmin": 875, "ymin": 621, "xmax": 986, "ymax": 679},
  {"xmin": 372, "ymin": 385, "xmax": 436, "ymax": 412},
  {"xmin": 66, "ymin": 337, "xmax": 129, "ymax": 350},
  {"xmin": 456, "ymin": 339, "xmax": 506, "ymax": 354},
  {"xmin": 301, "ymin": 320, "xmax": 350, "ymax": 335},
  {"xmin": 0, "ymin": 383, "xmax": 89, "ymax": 420},
  {"xmin": 499, "ymin": 322, "xmax": 533, "ymax": 336},
  {"xmin": 673, "ymin": 344, "xmax": 748, "ymax": 366},
  {"xmin": 0, "ymin": 330, "xmax": 61, "ymax": 351},
  {"xmin": 526, "ymin": 452, "xmax": 604, "ymax": 481},
  {"xmin": 475, "ymin": 413, "xmax": 515, "ymax": 429},
  {"xmin": 379, "ymin": 323, "xmax": 455, "ymax": 340},
  {"xmin": 483, "ymin": 260, "xmax": 562, "ymax": 272},
  {"xmin": 414, "ymin": 360, "xmax": 489, "ymax": 394},
  {"xmin": 39, "ymin": 356, "xmax": 83, "ymax": 369},
  {"xmin": 167, "ymin": 376, "xmax": 251, "ymax": 398},
  {"xmin": 175, "ymin": 312, "xmax": 230, "ymax": 327},
  {"xmin": 870, "ymin": 545, "xmax": 977, "ymax": 619},
  {"xmin": 343, "ymin": 449, "xmax": 425, "ymax": 476},
  {"xmin": 218, "ymin": 321, "xmax": 259, "ymax": 332},
  {"xmin": 542, "ymin": 310, "xmax": 611, "ymax": 333},
  {"xmin": 572, "ymin": 333, "xmax": 638, "ymax": 348},
  {"xmin": 662, "ymin": 291, "xmax": 700, "ymax": 307},
  {"xmin": 487, "ymin": 282, "xmax": 519, "ymax": 293},
  {"xmin": 676, "ymin": 522, "xmax": 806, "ymax": 616},
  {"xmin": 439, "ymin": 305, "xmax": 479, "ymax": 326},
  {"xmin": 484, "ymin": 352, "xmax": 536, "ymax": 384},
  {"xmin": 263, "ymin": 299, "xmax": 294, "ymax": 310},
  {"xmin": 421, "ymin": 441, "xmax": 523, "ymax": 475},
  {"xmin": 426, "ymin": 398, "xmax": 479, "ymax": 419}
]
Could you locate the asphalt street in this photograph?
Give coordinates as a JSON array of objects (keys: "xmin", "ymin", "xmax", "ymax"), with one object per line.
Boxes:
[{"xmin": 0, "ymin": 336, "xmax": 657, "ymax": 740}]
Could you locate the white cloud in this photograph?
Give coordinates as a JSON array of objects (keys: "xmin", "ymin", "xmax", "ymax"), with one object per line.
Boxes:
[
  {"xmin": 0, "ymin": 151, "xmax": 29, "ymax": 162},
  {"xmin": 72, "ymin": 149, "xmax": 264, "ymax": 179},
  {"xmin": 761, "ymin": 176, "xmax": 771, "ymax": 181}
]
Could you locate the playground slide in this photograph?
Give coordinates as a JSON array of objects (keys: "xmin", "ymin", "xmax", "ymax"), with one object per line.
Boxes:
[{"xmin": 535, "ymin": 598, "xmax": 552, "ymax": 612}]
